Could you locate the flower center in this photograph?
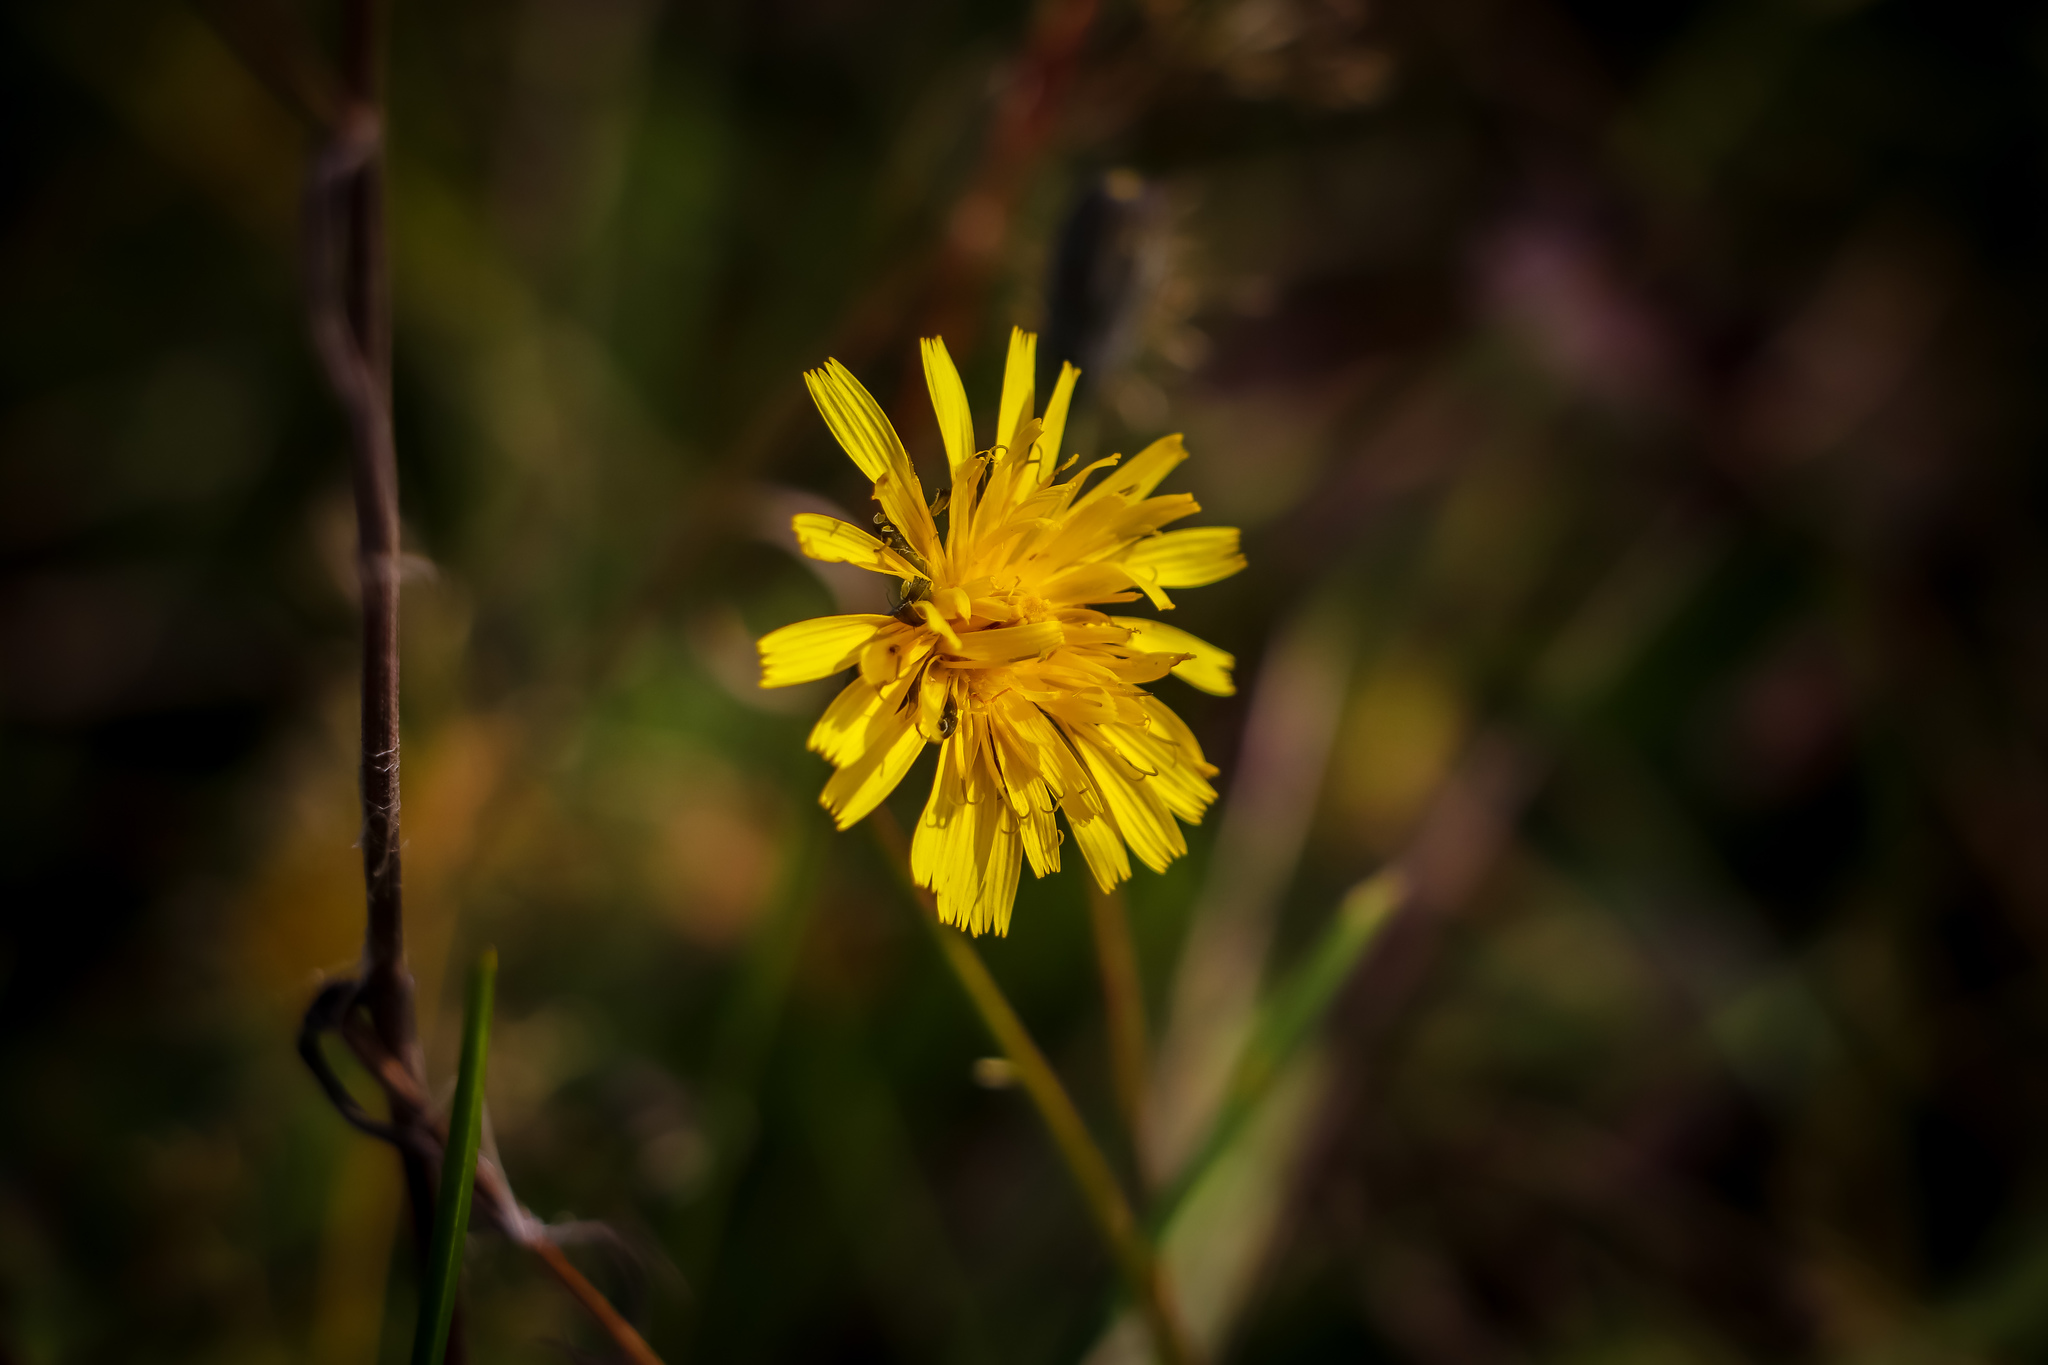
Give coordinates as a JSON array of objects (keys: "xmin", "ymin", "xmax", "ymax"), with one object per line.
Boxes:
[{"xmin": 920, "ymin": 577, "xmax": 1049, "ymax": 635}]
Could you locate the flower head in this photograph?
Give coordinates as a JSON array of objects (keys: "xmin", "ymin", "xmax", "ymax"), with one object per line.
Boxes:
[{"xmin": 759, "ymin": 328, "xmax": 1245, "ymax": 935}]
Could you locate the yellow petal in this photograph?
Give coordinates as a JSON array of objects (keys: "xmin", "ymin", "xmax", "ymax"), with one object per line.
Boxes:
[
  {"xmin": 916, "ymin": 666, "xmax": 949, "ymax": 741},
  {"xmin": 1111, "ymin": 433, "xmax": 1190, "ymax": 501},
  {"xmin": 803, "ymin": 360, "xmax": 902, "ymax": 484},
  {"xmin": 1057, "ymin": 454, "xmax": 1122, "ymax": 503},
  {"xmin": 1101, "ymin": 720, "xmax": 1215, "ymax": 823},
  {"xmin": 1078, "ymin": 736, "xmax": 1185, "ymax": 874},
  {"xmin": 1019, "ymin": 792, "xmax": 1061, "ymax": 877},
  {"xmin": 803, "ymin": 360, "xmax": 940, "ymax": 566},
  {"xmin": 1039, "ymin": 562, "xmax": 1138, "ymax": 606},
  {"xmin": 1017, "ymin": 710, "xmax": 1122, "ymax": 891},
  {"xmin": 944, "ymin": 453, "xmax": 981, "ymax": 561},
  {"xmin": 792, "ymin": 513, "xmax": 920, "ymax": 578},
  {"xmin": 1006, "ymin": 416, "xmax": 1043, "ymax": 468},
  {"xmin": 1061, "ymin": 621, "xmax": 1134, "ymax": 647},
  {"xmin": 1066, "ymin": 801, "xmax": 1131, "ymax": 892},
  {"xmin": 808, "ymin": 677, "xmax": 881, "ymax": 763},
  {"xmin": 921, "ymin": 336, "xmax": 975, "ymax": 466},
  {"xmin": 977, "ymin": 414, "xmax": 1042, "ymax": 524},
  {"xmin": 994, "ymin": 738, "xmax": 1044, "ymax": 809},
  {"xmin": 912, "ymin": 740, "xmax": 1019, "ymax": 935},
  {"xmin": 858, "ymin": 624, "xmax": 922, "ymax": 688},
  {"xmin": 819, "ymin": 704, "xmax": 926, "ymax": 829},
  {"xmin": 1114, "ymin": 492, "xmax": 1201, "ymax": 538},
  {"xmin": 943, "ymin": 619, "xmax": 1063, "ymax": 665},
  {"xmin": 1032, "ymin": 362, "xmax": 1080, "ymax": 488},
  {"xmin": 1072, "ymin": 433, "xmax": 1187, "ymax": 511},
  {"xmin": 916, "ymin": 600, "xmax": 962, "ymax": 649},
  {"xmin": 1121, "ymin": 565, "xmax": 1176, "ymax": 612},
  {"xmin": 996, "ymin": 326, "xmax": 1037, "ymax": 458},
  {"xmin": 966, "ymin": 595, "xmax": 1019, "ymax": 622},
  {"xmin": 994, "ymin": 694, "xmax": 1071, "ymax": 789},
  {"xmin": 1034, "ymin": 489, "xmax": 1137, "ymax": 567},
  {"xmin": 1123, "ymin": 526, "xmax": 1245, "ymax": 588},
  {"xmin": 1139, "ymin": 695, "xmax": 1219, "ymax": 778},
  {"xmin": 910, "ymin": 742, "xmax": 963, "ymax": 888},
  {"xmin": 1098, "ymin": 651, "xmax": 1178, "ymax": 686},
  {"xmin": 1037, "ymin": 689, "xmax": 1131, "ymax": 730},
  {"xmin": 963, "ymin": 819, "xmax": 1023, "ymax": 936},
  {"xmin": 759, "ymin": 614, "xmax": 891, "ymax": 688},
  {"xmin": 1111, "ymin": 616, "xmax": 1237, "ymax": 695}
]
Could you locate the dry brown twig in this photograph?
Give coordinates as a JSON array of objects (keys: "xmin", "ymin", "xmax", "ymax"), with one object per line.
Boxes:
[{"xmin": 291, "ymin": 0, "xmax": 453, "ymax": 1346}]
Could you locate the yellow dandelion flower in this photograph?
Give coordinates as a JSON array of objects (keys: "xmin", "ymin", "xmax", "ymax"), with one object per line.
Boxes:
[{"xmin": 758, "ymin": 327, "xmax": 1246, "ymax": 935}]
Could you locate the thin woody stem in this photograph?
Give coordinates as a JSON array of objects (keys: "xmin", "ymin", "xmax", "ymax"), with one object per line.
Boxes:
[
  {"xmin": 1086, "ymin": 883, "xmax": 1151, "ymax": 1166},
  {"xmin": 302, "ymin": 0, "xmax": 449, "ymax": 1354},
  {"xmin": 869, "ymin": 814, "xmax": 1200, "ymax": 1365},
  {"xmin": 301, "ymin": 0, "xmax": 409, "ymax": 1079},
  {"xmin": 336, "ymin": 0, "xmax": 407, "ymax": 1057}
]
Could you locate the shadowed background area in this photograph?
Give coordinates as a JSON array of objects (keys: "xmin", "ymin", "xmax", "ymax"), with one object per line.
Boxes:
[{"xmin": 6, "ymin": 0, "xmax": 2048, "ymax": 1360}]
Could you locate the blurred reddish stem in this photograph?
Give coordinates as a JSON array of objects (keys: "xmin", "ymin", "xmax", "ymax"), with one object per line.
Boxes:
[
  {"xmin": 190, "ymin": 0, "xmax": 344, "ymax": 127},
  {"xmin": 920, "ymin": 0, "xmax": 1100, "ymax": 350},
  {"xmin": 616, "ymin": 0, "xmax": 1100, "ymax": 672},
  {"xmin": 886, "ymin": 0, "xmax": 1100, "ymax": 431},
  {"xmin": 869, "ymin": 812, "xmax": 1200, "ymax": 1365}
]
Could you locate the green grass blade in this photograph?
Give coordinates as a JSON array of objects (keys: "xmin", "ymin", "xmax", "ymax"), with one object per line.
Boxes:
[
  {"xmin": 413, "ymin": 947, "xmax": 498, "ymax": 1365},
  {"xmin": 1149, "ymin": 874, "xmax": 1401, "ymax": 1234}
]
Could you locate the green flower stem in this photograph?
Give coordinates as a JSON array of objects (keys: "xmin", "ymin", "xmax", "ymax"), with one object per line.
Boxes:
[
  {"xmin": 870, "ymin": 815, "xmax": 1199, "ymax": 1365},
  {"xmin": 1086, "ymin": 882, "xmax": 1152, "ymax": 1163},
  {"xmin": 935, "ymin": 925, "xmax": 1199, "ymax": 1365},
  {"xmin": 413, "ymin": 948, "xmax": 496, "ymax": 1365}
]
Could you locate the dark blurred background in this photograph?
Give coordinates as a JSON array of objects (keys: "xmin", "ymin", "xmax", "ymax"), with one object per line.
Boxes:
[{"xmin": 7, "ymin": 0, "xmax": 2048, "ymax": 1360}]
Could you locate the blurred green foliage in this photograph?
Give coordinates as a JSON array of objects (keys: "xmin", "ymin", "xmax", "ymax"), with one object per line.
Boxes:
[{"xmin": 6, "ymin": 0, "xmax": 2048, "ymax": 1362}]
